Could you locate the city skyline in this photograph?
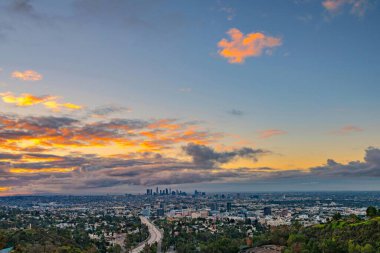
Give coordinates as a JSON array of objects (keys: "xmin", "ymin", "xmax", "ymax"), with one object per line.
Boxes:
[{"xmin": 0, "ymin": 0, "xmax": 380, "ymax": 195}]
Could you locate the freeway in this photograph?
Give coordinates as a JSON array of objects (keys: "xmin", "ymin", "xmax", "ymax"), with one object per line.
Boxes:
[{"xmin": 130, "ymin": 216, "xmax": 163, "ymax": 253}]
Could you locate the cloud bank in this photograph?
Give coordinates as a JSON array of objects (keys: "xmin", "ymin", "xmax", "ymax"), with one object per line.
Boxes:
[{"xmin": 0, "ymin": 112, "xmax": 379, "ymax": 195}]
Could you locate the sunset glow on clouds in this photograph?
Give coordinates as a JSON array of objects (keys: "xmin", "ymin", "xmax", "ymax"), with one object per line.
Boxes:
[
  {"xmin": 0, "ymin": 0, "xmax": 379, "ymax": 194},
  {"xmin": 0, "ymin": 92, "xmax": 54, "ymax": 106},
  {"xmin": 0, "ymin": 114, "xmax": 220, "ymax": 154},
  {"xmin": 218, "ymin": 28, "xmax": 282, "ymax": 63},
  {"xmin": 11, "ymin": 70, "xmax": 43, "ymax": 81},
  {"xmin": 0, "ymin": 187, "xmax": 11, "ymax": 192},
  {"xmin": 0, "ymin": 112, "xmax": 268, "ymax": 194},
  {"xmin": 322, "ymin": 0, "xmax": 370, "ymax": 16},
  {"xmin": 0, "ymin": 109, "xmax": 378, "ymax": 194},
  {"xmin": 43, "ymin": 100, "xmax": 82, "ymax": 111},
  {"xmin": 0, "ymin": 92, "xmax": 82, "ymax": 111}
]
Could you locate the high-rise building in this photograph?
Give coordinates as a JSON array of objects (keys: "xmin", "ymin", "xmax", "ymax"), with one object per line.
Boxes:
[
  {"xmin": 264, "ymin": 207, "xmax": 272, "ymax": 216},
  {"xmin": 210, "ymin": 203, "xmax": 218, "ymax": 211},
  {"xmin": 227, "ymin": 202, "xmax": 232, "ymax": 212},
  {"xmin": 157, "ymin": 208, "xmax": 164, "ymax": 217}
]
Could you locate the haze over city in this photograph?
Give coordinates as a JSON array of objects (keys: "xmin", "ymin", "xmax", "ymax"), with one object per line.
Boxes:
[{"xmin": 1, "ymin": 0, "xmax": 380, "ymax": 195}]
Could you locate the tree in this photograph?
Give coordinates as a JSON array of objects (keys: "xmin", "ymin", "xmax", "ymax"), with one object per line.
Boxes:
[
  {"xmin": 333, "ymin": 212, "xmax": 342, "ymax": 221},
  {"xmin": 108, "ymin": 244, "xmax": 122, "ymax": 253},
  {"xmin": 347, "ymin": 214, "xmax": 360, "ymax": 223},
  {"xmin": 366, "ymin": 206, "xmax": 378, "ymax": 218},
  {"xmin": 348, "ymin": 241, "xmax": 361, "ymax": 253},
  {"xmin": 361, "ymin": 244, "xmax": 375, "ymax": 253}
]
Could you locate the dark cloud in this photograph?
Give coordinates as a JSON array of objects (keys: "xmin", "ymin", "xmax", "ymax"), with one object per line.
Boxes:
[
  {"xmin": 227, "ymin": 109, "xmax": 244, "ymax": 116},
  {"xmin": 0, "ymin": 114, "xmax": 78, "ymax": 129},
  {"xmin": 84, "ymin": 178, "xmax": 125, "ymax": 188},
  {"xmin": 1, "ymin": 147, "xmax": 380, "ymax": 193},
  {"xmin": 89, "ymin": 105, "xmax": 130, "ymax": 117},
  {"xmin": 308, "ymin": 147, "xmax": 380, "ymax": 177},
  {"xmin": 0, "ymin": 130, "xmax": 32, "ymax": 139},
  {"xmin": 0, "ymin": 113, "xmax": 216, "ymax": 152},
  {"xmin": 1, "ymin": 112, "xmax": 380, "ymax": 194},
  {"xmin": 24, "ymin": 116, "xmax": 79, "ymax": 129},
  {"xmin": 182, "ymin": 143, "xmax": 267, "ymax": 167},
  {"xmin": 0, "ymin": 153, "xmax": 22, "ymax": 160}
]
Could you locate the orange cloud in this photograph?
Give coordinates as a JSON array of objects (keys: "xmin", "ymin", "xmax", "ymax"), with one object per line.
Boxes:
[
  {"xmin": 11, "ymin": 70, "xmax": 43, "ymax": 81},
  {"xmin": 0, "ymin": 187, "xmax": 11, "ymax": 192},
  {"xmin": 218, "ymin": 28, "xmax": 282, "ymax": 64},
  {"xmin": 10, "ymin": 168, "xmax": 75, "ymax": 174},
  {"xmin": 0, "ymin": 114, "xmax": 220, "ymax": 155},
  {"xmin": 147, "ymin": 119, "xmax": 182, "ymax": 130},
  {"xmin": 43, "ymin": 101, "xmax": 82, "ymax": 111},
  {"xmin": 259, "ymin": 129, "xmax": 287, "ymax": 139},
  {"xmin": 0, "ymin": 92, "xmax": 54, "ymax": 106},
  {"xmin": 322, "ymin": 0, "xmax": 370, "ymax": 16},
  {"xmin": 0, "ymin": 92, "xmax": 82, "ymax": 111}
]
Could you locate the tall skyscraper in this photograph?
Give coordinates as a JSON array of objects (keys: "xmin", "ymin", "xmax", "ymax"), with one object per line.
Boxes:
[
  {"xmin": 227, "ymin": 202, "xmax": 232, "ymax": 212},
  {"xmin": 264, "ymin": 207, "xmax": 272, "ymax": 216}
]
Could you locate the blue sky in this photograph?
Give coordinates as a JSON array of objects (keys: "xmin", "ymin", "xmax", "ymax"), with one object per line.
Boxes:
[{"xmin": 0, "ymin": 0, "xmax": 380, "ymax": 194}]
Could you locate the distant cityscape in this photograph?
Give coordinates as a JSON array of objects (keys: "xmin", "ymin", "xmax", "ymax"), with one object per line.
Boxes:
[{"xmin": 0, "ymin": 191, "xmax": 379, "ymax": 252}]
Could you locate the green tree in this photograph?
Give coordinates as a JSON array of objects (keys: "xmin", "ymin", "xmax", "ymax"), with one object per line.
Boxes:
[
  {"xmin": 348, "ymin": 241, "xmax": 361, "ymax": 253},
  {"xmin": 108, "ymin": 244, "xmax": 122, "ymax": 253},
  {"xmin": 362, "ymin": 244, "xmax": 375, "ymax": 253},
  {"xmin": 366, "ymin": 206, "xmax": 378, "ymax": 218},
  {"xmin": 333, "ymin": 212, "xmax": 342, "ymax": 221}
]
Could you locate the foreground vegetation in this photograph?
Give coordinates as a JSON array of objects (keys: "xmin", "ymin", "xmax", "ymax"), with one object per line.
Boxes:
[
  {"xmin": 156, "ymin": 207, "xmax": 380, "ymax": 253},
  {"xmin": 0, "ymin": 228, "xmax": 97, "ymax": 253},
  {"xmin": 254, "ymin": 207, "xmax": 380, "ymax": 253},
  {"xmin": 1, "ymin": 207, "xmax": 380, "ymax": 252},
  {"xmin": 0, "ymin": 209, "xmax": 149, "ymax": 253},
  {"xmin": 157, "ymin": 217, "xmax": 254, "ymax": 253}
]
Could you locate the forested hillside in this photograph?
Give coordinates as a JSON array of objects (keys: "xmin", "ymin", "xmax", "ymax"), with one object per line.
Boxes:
[{"xmin": 254, "ymin": 207, "xmax": 380, "ymax": 253}]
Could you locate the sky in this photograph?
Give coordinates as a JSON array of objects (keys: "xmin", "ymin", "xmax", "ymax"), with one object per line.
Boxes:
[{"xmin": 0, "ymin": 0, "xmax": 380, "ymax": 195}]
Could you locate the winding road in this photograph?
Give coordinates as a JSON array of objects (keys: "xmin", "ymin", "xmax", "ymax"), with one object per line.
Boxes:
[{"xmin": 130, "ymin": 216, "xmax": 163, "ymax": 253}]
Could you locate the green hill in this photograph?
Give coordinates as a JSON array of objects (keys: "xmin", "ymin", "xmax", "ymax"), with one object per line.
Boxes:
[
  {"xmin": 256, "ymin": 215, "xmax": 380, "ymax": 253},
  {"xmin": 0, "ymin": 228, "xmax": 97, "ymax": 253}
]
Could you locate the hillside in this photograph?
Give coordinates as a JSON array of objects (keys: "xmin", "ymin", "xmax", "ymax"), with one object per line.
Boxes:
[{"xmin": 255, "ymin": 215, "xmax": 380, "ymax": 253}]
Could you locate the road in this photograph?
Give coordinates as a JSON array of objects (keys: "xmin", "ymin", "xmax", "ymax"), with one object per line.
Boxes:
[{"xmin": 130, "ymin": 216, "xmax": 163, "ymax": 253}]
